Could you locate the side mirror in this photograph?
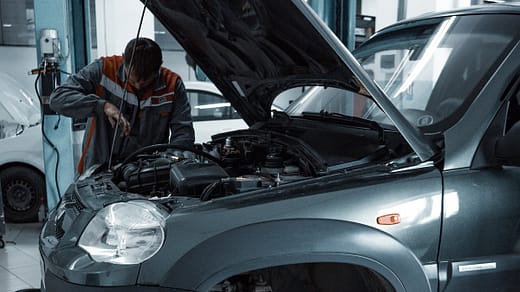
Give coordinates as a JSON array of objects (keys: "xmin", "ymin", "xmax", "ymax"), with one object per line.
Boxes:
[{"xmin": 496, "ymin": 121, "xmax": 520, "ymax": 165}]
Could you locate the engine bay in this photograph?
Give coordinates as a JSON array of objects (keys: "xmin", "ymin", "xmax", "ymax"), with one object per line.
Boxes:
[
  {"xmin": 107, "ymin": 121, "xmax": 400, "ymax": 201},
  {"xmin": 112, "ymin": 130, "xmax": 319, "ymax": 201}
]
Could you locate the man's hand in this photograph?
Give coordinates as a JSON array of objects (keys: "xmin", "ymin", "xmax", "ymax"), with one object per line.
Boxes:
[{"xmin": 104, "ymin": 102, "xmax": 131, "ymax": 136}]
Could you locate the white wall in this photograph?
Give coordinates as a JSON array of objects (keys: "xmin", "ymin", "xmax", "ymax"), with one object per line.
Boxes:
[
  {"xmin": 406, "ymin": 1, "xmax": 436, "ymax": 19},
  {"xmin": 94, "ymin": 0, "xmax": 155, "ymax": 58},
  {"xmin": 362, "ymin": 0, "xmax": 474, "ymax": 32},
  {"xmin": 361, "ymin": 0, "xmax": 399, "ymax": 31},
  {"xmin": 94, "ymin": 0, "xmax": 192, "ymax": 80},
  {"xmin": 162, "ymin": 51, "xmax": 194, "ymax": 82},
  {"xmin": 434, "ymin": 0, "xmax": 472, "ymax": 13},
  {"xmin": 407, "ymin": 0, "xmax": 472, "ymax": 18}
]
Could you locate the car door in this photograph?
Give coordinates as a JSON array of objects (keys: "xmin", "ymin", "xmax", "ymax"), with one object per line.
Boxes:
[{"xmin": 439, "ymin": 81, "xmax": 520, "ymax": 292}]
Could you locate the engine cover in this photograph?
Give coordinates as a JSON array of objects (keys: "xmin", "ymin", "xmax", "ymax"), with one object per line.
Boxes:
[{"xmin": 170, "ymin": 159, "xmax": 229, "ymax": 197}]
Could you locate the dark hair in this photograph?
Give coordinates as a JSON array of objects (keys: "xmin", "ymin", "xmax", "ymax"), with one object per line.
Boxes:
[{"xmin": 124, "ymin": 37, "xmax": 162, "ymax": 79}]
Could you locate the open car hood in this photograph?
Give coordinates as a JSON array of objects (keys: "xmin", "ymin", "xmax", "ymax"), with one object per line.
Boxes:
[
  {"xmin": 0, "ymin": 72, "xmax": 40, "ymax": 127},
  {"xmin": 145, "ymin": 0, "xmax": 436, "ymax": 161}
]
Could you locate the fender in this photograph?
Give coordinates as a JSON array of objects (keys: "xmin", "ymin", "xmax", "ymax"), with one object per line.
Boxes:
[
  {"xmin": 0, "ymin": 124, "xmax": 45, "ymax": 173},
  {"xmin": 159, "ymin": 219, "xmax": 432, "ymax": 292}
]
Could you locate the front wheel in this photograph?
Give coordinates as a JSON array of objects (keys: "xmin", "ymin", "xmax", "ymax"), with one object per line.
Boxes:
[{"xmin": 1, "ymin": 166, "xmax": 46, "ymax": 223}]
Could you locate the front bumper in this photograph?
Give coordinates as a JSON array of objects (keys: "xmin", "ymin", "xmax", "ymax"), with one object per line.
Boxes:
[
  {"xmin": 38, "ymin": 179, "xmax": 203, "ymax": 291},
  {"xmin": 38, "ymin": 187, "xmax": 158, "ymax": 289}
]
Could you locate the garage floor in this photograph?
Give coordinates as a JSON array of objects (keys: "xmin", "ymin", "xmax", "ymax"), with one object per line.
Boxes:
[{"xmin": 0, "ymin": 223, "xmax": 42, "ymax": 292}]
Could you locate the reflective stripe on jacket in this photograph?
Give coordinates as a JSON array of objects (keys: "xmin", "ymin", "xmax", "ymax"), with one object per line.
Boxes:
[{"xmin": 49, "ymin": 55, "xmax": 194, "ymax": 174}]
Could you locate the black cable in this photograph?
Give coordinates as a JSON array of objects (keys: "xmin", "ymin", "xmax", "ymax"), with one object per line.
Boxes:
[
  {"xmin": 108, "ymin": 0, "xmax": 149, "ymax": 170},
  {"xmin": 34, "ymin": 62, "xmax": 62, "ymax": 198},
  {"xmin": 58, "ymin": 69, "xmax": 71, "ymax": 76}
]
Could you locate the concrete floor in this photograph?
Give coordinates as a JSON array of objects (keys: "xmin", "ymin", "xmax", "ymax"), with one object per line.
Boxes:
[{"xmin": 0, "ymin": 223, "xmax": 42, "ymax": 292}]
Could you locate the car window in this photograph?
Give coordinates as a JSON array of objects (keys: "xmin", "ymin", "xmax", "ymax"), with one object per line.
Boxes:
[
  {"xmin": 187, "ymin": 90, "xmax": 241, "ymax": 122},
  {"xmin": 285, "ymin": 86, "xmax": 382, "ymax": 120},
  {"xmin": 354, "ymin": 14, "xmax": 520, "ymax": 130},
  {"xmin": 272, "ymin": 87, "xmax": 310, "ymax": 110}
]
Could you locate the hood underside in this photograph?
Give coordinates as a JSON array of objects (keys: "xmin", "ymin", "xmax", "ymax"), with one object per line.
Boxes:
[
  {"xmin": 145, "ymin": 0, "xmax": 436, "ymax": 161},
  {"xmin": 145, "ymin": 0, "xmax": 359, "ymax": 124}
]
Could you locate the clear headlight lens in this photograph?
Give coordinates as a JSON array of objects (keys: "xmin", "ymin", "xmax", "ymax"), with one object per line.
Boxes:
[{"xmin": 78, "ymin": 200, "xmax": 168, "ymax": 265}]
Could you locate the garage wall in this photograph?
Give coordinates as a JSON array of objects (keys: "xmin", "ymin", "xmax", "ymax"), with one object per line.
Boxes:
[
  {"xmin": 93, "ymin": 0, "xmax": 193, "ymax": 82},
  {"xmin": 361, "ymin": 0, "xmax": 399, "ymax": 31},
  {"xmin": 362, "ymin": 0, "xmax": 473, "ymax": 31},
  {"xmin": 93, "ymin": 0, "xmax": 154, "ymax": 57},
  {"xmin": 407, "ymin": 0, "xmax": 472, "ymax": 18}
]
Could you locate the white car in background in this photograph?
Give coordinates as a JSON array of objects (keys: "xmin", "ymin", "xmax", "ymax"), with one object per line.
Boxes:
[
  {"xmin": 186, "ymin": 80, "xmax": 293, "ymax": 142},
  {"xmin": 185, "ymin": 81, "xmax": 248, "ymax": 142},
  {"xmin": 0, "ymin": 72, "xmax": 45, "ymax": 223}
]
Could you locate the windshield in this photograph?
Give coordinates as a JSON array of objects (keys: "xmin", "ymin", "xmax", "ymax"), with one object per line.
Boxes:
[{"xmin": 286, "ymin": 14, "xmax": 519, "ymax": 131}]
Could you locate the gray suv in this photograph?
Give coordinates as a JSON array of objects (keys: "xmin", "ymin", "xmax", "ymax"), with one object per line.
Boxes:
[{"xmin": 39, "ymin": 1, "xmax": 520, "ymax": 292}]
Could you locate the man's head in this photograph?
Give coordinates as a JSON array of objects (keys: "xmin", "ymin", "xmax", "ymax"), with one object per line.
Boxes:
[{"xmin": 123, "ymin": 38, "xmax": 162, "ymax": 90}]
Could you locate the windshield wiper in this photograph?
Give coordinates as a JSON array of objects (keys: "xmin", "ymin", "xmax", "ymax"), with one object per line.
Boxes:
[
  {"xmin": 301, "ymin": 111, "xmax": 385, "ymax": 143},
  {"xmin": 16, "ymin": 124, "xmax": 25, "ymax": 136}
]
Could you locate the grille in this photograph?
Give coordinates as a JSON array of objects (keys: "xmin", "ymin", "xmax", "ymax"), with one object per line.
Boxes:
[{"xmin": 71, "ymin": 192, "xmax": 86, "ymax": 211}]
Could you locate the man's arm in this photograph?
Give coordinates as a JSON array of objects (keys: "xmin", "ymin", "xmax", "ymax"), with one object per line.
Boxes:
[
  {"xmin": 169, "ymin": 78, "xmax": 195, "ymax": 147},
  {"xmin": 49, "ymin": 59, "xmax": 131, "ymax": 135},
  {"xmin": 49, "ymin": 59, "xmax": 107, "ymax": 119}
]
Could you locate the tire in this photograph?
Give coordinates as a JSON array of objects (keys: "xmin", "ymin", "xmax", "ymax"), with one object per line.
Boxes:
[{"xmin": 1, "ymin": 166, "xmax": 46, "ymax": 223}]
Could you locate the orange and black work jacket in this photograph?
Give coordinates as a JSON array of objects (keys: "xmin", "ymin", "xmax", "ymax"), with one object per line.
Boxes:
[{"xmin": 49, "ymin": 55, "xmax": 195, "ymax": 174}]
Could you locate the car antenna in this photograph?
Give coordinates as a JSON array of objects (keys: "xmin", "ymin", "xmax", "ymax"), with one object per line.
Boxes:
[{"xmin": 108, "ymin": 0, "xmax": 149, "ymax": 171}]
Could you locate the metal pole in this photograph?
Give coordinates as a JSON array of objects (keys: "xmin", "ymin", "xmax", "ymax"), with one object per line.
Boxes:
[
  {"xmin": 34, "ymin": 0, "xmax": 75, "ymax": 211},
  {"xmin": 337, "ymin": 0, "xmax": 356, "ymax": 50},
  {"xmin": 398, "ymin": 0, "xmax": 407, "ymax": 21}
]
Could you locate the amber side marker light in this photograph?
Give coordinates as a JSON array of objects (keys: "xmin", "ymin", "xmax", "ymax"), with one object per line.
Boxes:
[{"xmin": 377, "ymin": 213, "xmax": 401, "ymax": 225}]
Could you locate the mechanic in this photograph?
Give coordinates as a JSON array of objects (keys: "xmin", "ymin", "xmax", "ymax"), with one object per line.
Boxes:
[{"xmin": 49, "ymin": 37, "xmax": 195, "ymax": 174}]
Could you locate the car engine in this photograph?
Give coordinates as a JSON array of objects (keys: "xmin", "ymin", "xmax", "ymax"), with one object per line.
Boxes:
[{"xmin": 112, "ymin": 131, "xmax": 314, "ymax": 201}]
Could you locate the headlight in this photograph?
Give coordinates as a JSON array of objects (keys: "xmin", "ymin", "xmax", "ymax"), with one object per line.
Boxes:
[{"xmin": 78, "ymin": 200, "xmax": 168, "ymax": 265}]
